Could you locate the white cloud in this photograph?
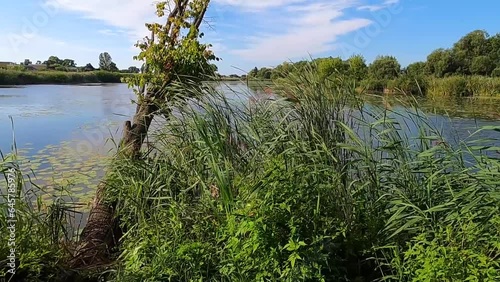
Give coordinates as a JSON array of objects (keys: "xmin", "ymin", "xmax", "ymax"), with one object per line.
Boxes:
[
  {"xmin": 230, "ymin": 1, "xmax": 372, "ymax": 62},
  {"xmin": 358, "ymin": 0, "xmax": 400, "ymax": 11},
  {"xmin": 27, "ymin": 0, "xmax": 397, "ymax": 72},
  {"xmin": 98, "ymin": 29, "xmax": 125, "ymax": 36},
  {"xmin": 45, "ymin": 0, "xmax": 161, "ymax": 40},
  {"xmin": 213, "ymin": 0, "xmax": 306, "ymax": 10}
]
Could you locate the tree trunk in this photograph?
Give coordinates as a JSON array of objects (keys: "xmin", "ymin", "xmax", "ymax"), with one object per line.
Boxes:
[{"xmin": 70, "ymin": 101, "xmax": 158, "ymax": 268}]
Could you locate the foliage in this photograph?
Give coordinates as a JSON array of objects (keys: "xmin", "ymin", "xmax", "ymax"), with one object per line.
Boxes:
[
  {"xmin": 1, "ymin": 62, "xmax": 499, "ymax": 281},
  {"xmin": 347, "ymin": 55, "xmax": 368, "ymax": 81},
  {"xmin": 124, "ymin": 0, "xmax": 217, "ymax": 105},
  {"xmin": 43, "ymin": 56, "xmax": 77, "ymax": 70},
  {"xmin": 390, "ymin": 218, "xmax": 500, "ymax": 281},
  {"xmin": 369, "ymin": 55, "xmax": 401, "ymax": 80},
  {"xmin": 317, "ymin": 56, "xmax": 347, "ymax": 80},
  {"xmin": 126, "ymin": 66, "xmax": 140, "ymax": 73},
  {"xmin": 405, "ymin": 62, "xmax": 427, "ymax": 77},
  {"xmin": 471, "ymin": 55, "xmax": 496, "ymax": 76},
  {"xmin": 83, "ymin": 63, "xmax": 95, "ymax": 72}
]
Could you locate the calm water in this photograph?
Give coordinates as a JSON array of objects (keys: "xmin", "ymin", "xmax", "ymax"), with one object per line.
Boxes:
[{"xmin": 0, "ymin": 82, "xmax": 498, "ymax": 205}]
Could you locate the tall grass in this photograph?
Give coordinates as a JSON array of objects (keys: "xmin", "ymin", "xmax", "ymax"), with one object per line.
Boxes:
[
  {"xmin": 102, "ymin": 64, "xmax": 500, "ymax": 281},
  {"xmin": 416, "ymin": 75, "xmax": 500, "ymax": 98},
  {"xmin": 1, "ymin": 63, "xmax": 498, "ymax": 281},
  {"xmin": 0, "ymin": 69, "xmax": 135, "ymax": 85},
  {"xmin": 0, "ymin": 150, "xmax": 86, "ymax": 281},
  {"xmin": 361, "ymin": 75, "xmax": 500, "ymax": 98}
]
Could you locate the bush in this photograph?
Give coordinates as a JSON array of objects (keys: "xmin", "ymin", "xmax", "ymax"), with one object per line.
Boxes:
[{"xmin": 391, "ymin": 217, "xmax": 500, "ymax": 281}]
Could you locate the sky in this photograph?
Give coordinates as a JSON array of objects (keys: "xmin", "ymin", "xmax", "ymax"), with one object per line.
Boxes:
[{"xmin": 0, "ymin": 0, "xmax": 499, "ymax": 74}]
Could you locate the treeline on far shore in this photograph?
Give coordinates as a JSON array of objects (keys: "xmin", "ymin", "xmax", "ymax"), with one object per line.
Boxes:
[
  {"xmin": 0, "ymin": 69, "xmax": 136, "ymax": 85},
  {"xmin": 246, "ymin": 30, "xmax": 500, "ymax": 98},
  {"xmin": 0, "ymin": 52, "xmax": 139, "ymax": 85}
]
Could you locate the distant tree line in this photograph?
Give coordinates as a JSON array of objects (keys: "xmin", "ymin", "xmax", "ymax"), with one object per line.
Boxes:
[
  {"xmin": 247, "ymin": 30, "xmax": 500, "ymax": 89},
  {"xmin": 8, "ymin": 52, "xmax": 142, "ymax": 74}
]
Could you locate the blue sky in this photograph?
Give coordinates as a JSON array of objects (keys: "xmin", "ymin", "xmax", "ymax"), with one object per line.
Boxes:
[{"xmin": 0, "ymin": 0, "xmax": 499, "ymax": 74}]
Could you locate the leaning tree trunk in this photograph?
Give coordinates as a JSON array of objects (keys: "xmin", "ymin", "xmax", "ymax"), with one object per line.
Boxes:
[
  {"xmin": 69, "ymin": 0, "xmax": 209, "ymax": 268},
  {"xmin": 69, "ymin": 101, "xmax": 159, "ymax": 267}
]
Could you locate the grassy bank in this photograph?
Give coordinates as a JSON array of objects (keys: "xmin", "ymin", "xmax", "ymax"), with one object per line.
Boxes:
[
  {"xmin": 1, "ymin": 68, "xmax": 499, "ymax": 281},
  {"xmin": 0, "ymin": 69, "xmax": 136, "ymax": 85},
  {"xmin": 362, "ymin": 75, "xmax": 500, "ymax": 98}
]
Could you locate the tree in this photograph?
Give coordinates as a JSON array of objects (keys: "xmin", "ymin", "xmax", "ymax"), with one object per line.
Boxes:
[
  {"xmin": 99, "ymin": 52, "xmax": 114, "ymax": 71},
  {"xmin": 406, "ymin": 62, "xmax": 427, "ymax": 77},
  {"xmin": 109, "ymin": 62, "xmax": 119, "ymax": 72},
  {"xmin": 44, "ymin": 56, "xmax": 63, "ymax": 69},
  {"xmin": 83, "ymin": 63, "xmax": 95, "ymax": 72},
  {"xmin": 470, "ymin": 56, "xmax": 495, "ymax": 76},
  {"xmin": 426, "ymin": 49, "xmax": 457, "ymax": 77},
  {"xmin": 487, "ymin": 33, "xmax": 500, "ymax": 68},
  {"xmin": 23, "ymin": 59, "xmax": 32, "ymax": 66},
  {"xmin": 36, "ymin": 60, "xmax": 42, "ymax": 65},
  {"xmin": 271, "ymin": 62, "xmax": 292, "ymax": 79},
  {"xmin": 128, "ymin": 66, "xmax": 140, "ymax": 73},
  {"xmin": 249, "ymin": 67, "xmax": 258, "ymax": 77},
  {"xmin": 317, "ymin": 57, "xmax": 347, "ymax": 80},
  {"xmin": 369, "ymin": 56, "xmax": 401, "ymax": 80},
  {"xmin": 62, "ymin": 59, "xmax": 76, "ymax": 67},
  {"xmin": 347, "ymin": 55, "xmax": 367, "ymax": 81},
  {"xmin": 452, "ymin": 30, "xmax": 490, "ymax": 74}
]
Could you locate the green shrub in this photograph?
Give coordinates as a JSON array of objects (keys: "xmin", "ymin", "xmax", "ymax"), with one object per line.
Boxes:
[{"xmin": 391, "ymin": 217, "xmax": 500, "ymax": 281}]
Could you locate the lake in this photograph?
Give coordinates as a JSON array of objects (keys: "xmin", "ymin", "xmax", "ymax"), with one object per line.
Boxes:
[{"xmin": 0, "ymin": 82, "xmax": 499, "ymax": 206}]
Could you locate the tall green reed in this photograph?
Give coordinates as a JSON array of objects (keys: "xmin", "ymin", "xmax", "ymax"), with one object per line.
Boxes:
[{"xmin": 100, "ymin": 63, "xmax": 499, "ymax": 281}]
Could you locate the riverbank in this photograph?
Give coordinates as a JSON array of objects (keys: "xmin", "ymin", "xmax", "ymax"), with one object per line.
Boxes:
[{"xmin": 0, "ymin": 69, "xmax": 136, "ymax": 85}]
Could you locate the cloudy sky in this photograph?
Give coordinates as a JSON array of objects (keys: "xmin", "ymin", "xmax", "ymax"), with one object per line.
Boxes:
[{"xmin": 1, "ymin": 0, "xmax": 499, "ymax": 74}]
